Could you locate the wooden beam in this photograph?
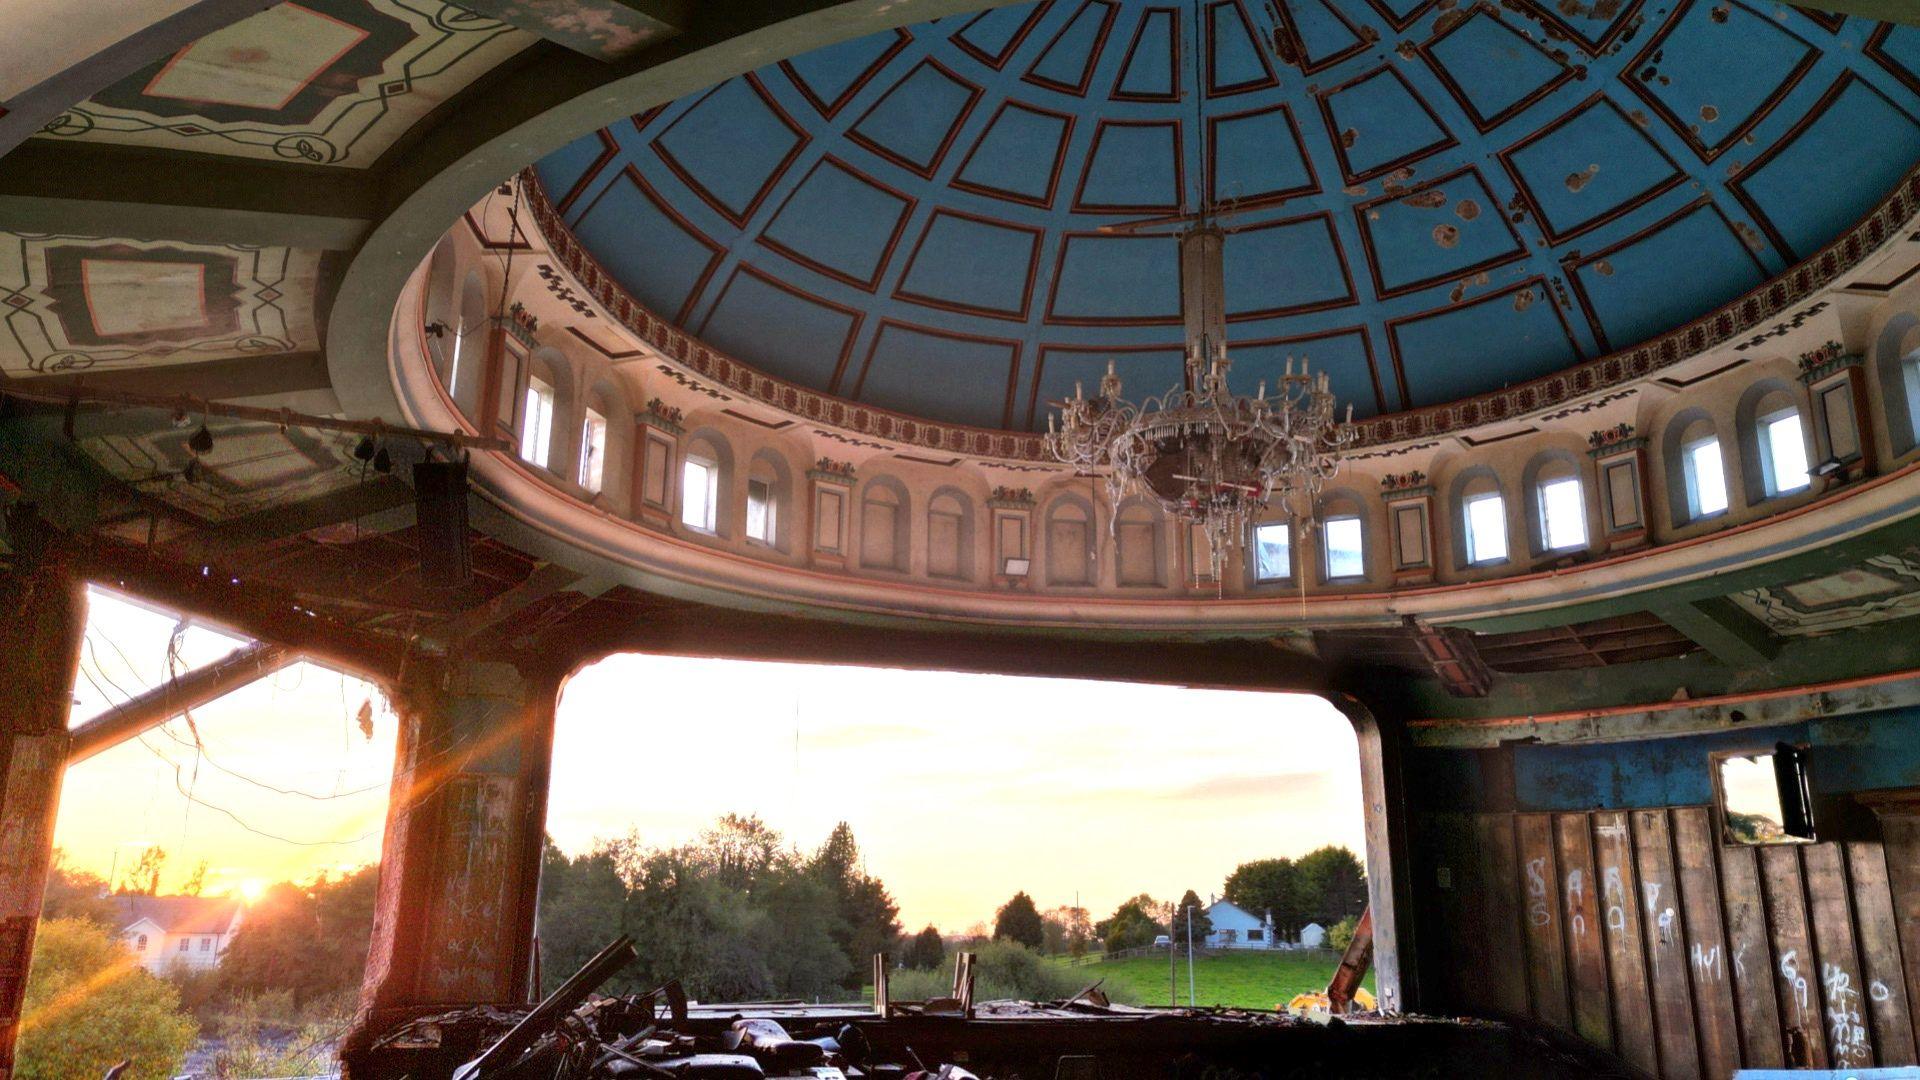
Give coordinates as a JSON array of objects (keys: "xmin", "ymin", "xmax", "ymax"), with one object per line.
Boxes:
[
  {"xmin": 1404, "ymin": 617, "xmax": 1493, "ymax": 697},
  {"xmin": 67, "ymin": 640, "xmax": 295, "ymax": 762},
  {"xmin": 1650, "ymin": 597, "xmax": 1781, "ymax": 668}
]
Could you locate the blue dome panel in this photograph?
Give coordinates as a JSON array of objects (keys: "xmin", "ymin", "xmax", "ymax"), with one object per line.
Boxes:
[{"xmin": 536, "ymin": 0, "xmax": 1920, "ymax": 431}]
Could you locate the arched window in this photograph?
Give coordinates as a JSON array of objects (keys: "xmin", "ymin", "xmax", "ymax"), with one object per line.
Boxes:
[
  {"xmin": 1318, "ymin": 493, "xmax": 1367, "ymax": 583},
  {"xmin": 135, "ymin": 934, "xmax": 148, "ymax": 951},
  {"xmin": 521, "ymin": 374, "xmax": 556, "ymax": 470},
  {"xmin": 578, "ymin": 402, "xmax": 608, "ymax": 493},
  {"xmin": 860, "ymin": 475, "xmax": 910, "ymax": 572},
  {"xmin": 1523, "ymin": 452, "xmax": 1588, "ymax": 556},
  {"xmin": 1045, "ymin": 496, "xmax": 1095, "ymax": 586},
  {"xmin": 746, "ymin": 448, "xmax": 792, "ymax": 550},
  {"xmin": 680, "ymin": 431, "xmax": 732, "ymax": 535},
  {"xmin": 1737, "ymin": 382, "xmax": 1809, "ymax": 503},
  {"xmin": 450, "ymin": 271, "xmax": 489, "ymax": 418},
  {"xmin": 1251, "ymin": 517, "xmax": 1292, "ymax": 583},
  {"xmin": 926, "ymin": 488, "xmax": 974, "ymax": 580},
  {"xmin": 1664, "ymin": 410, "xmax": 1728, "ymax": 525},
  {"xmin": 1874, "ymin": 312, "xmax": 1920, "ymax": 454},
  {"xmin": 1452, "ymin": 470, "xmax": 1509, "ymax": 567}
]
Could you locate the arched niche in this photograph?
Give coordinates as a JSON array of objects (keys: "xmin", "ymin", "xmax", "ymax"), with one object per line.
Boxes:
[
  {"xmin": 1044, "ymin": 494, "xmax": 1096, "ymax": 587},
  {"xmin": 1113, "ymin": 497, "xmax": 1164, "ymax": 588},
  {"xmin": 679, "ymin": 428, "xmax": 735, "ymax": 537},
  {"xmin": 519, "ymin": 347, "xmax": 575, "ymax": 475},
  {"xmin": 746, "ymin": 446, "xmax": 795, "ymax": 553},
  {"xmin": 578, "ymin": 379, "xmax": 631, "ymax": 506},
  {"xmin": 1734, "ymin": 378, "xmax": 1810, "ymax": 505},
  {"xmin": 423, "ymin": 237, "xmax": 458, "ymax": 382},
  {"xmin": 859, "ymin": 474, "xmax": 911, "ymax": 573},
  {"xmin": 1875, "ymin": 311, "xmax": 1920, "ymax": 456},
  {"xmin": 451, "ymin": 269, "xmax": 489, "ymax": 419},
  {"xmin": 925, "ymin": 486, "xmax": 975, "ymax": 581},
  {"xmin": 1661, "ymin": 407, "xmax": 1727, "ymax": 527},
  {"xmin": 1519, "ymin": 448, "xmax": 1590, "ymax": 559}
]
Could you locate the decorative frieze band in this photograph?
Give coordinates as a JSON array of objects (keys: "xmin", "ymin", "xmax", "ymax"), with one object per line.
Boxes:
[
  {"xmin": 1795, "ymin": 340, "xmax": 1863, "ymax": 385},
  {"xmin": 807, "ymin": 457, "xmax": 856, "ymax": 484}
]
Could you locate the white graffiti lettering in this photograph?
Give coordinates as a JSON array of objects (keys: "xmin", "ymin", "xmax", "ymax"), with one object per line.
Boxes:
[
  {"xmin": 1823, "ymin": 963, "xmax": 1870, "ymax": 1068},
  {"xmin": 1526, "ymin": 857, "xmax": 1551, "ymax": 927},
  {"xmin": 1781, "ymin": 950, "xmax": 1809, "ymax": 1020},
  {"xmin": 1870, "ymin": 980, "xmax": 1892, "ymax": 1003},
  {"xmin": 1603, "ymin": 866, "xmax": 1626, "ymax": 932},
  {"xmin": 1566, "ymin": 869, "xmax": 1587, "ymax": 937},
  {"xmin": 1691, "ymin": 943, "xmax": 1722, "ymax": 982}
]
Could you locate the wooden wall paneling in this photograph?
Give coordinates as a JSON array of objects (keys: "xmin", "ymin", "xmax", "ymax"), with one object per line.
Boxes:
[
  {"xmin": 1594, "ymin": 811, "xmax": 1660, "ymax": 1075},
  {"xmin": 1758, "ymin": 845, "xmax": 1827, "ymax": 1065},
  {"xmin": 1556, "ymin": 812, "xmax": 1614, "ymax": 1052},
  {"xmin": 1428, "ymin": 812, "xmax": 1480, "ymax": 1009},
  {"xmin": 1844, "ymin": 840, "xmax": 1918, "ymax": 1065},
  {"xmin": 1803, "ymin": 843, "xmax": 1874, "ymax": 1070},
  {"xmin": 1880, "ymin": 814, "xmax": 1920, "ymax": 1057},
  {"xmin": 1671, "ymin": 808, "xmax": 1743, "ymax": 1079},
  {"xmin": 1474, "ymin": 814, "xmax": 1531, "ymax": 1017},
  {"xmin": 1516, "ymin": 813, "xmax": 1573, "ymax": 1032},
  {"xmin": 1631, "ymin": 810, "xmax": 1703, "ymax": 1080},
  {"xmin": 1719, "ymin": 843, "xmax": 1785, "ymax": 1067}
]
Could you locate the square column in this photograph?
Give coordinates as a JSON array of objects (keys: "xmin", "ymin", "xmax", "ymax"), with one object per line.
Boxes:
[
  {"xmin": 1588, "ymin": 423, "xmax": 1651, "ymax": 552},
  {"xmin": 0, "ymin": 547, "xmax": 85, "ymax": 1079},
  {"xmin": 807, "ymin": 459, "xmax": 856, "ymax": 571},
  {"xmin": 1381, "ymin": 472, "xmax": 1436, "ymax": 586},
  {"xmin": 632, "ymin": 398, "xmax": 684, "ymax": 529},
  {"xmin": 346, "ymin": 659, "xmax": 559, "ymax": 1068}
]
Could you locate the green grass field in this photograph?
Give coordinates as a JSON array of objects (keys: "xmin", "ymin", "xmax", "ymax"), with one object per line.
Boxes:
[{"xmin": 1049, "ymin": 950, "xmax": 1372, "ymax": 1010}]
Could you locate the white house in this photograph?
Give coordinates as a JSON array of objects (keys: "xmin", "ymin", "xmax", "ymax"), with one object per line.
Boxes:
[
  {"xmin": 1298, "ymin": 921, "xmax": 1327, "ymax": 949},
  {"xmin": 1201, "ymin": 899, "xmax": 1276, "ymax": 949},
  {"xmin": 114, "ymin": 895, "xmax": 245, "ymax": 973}
]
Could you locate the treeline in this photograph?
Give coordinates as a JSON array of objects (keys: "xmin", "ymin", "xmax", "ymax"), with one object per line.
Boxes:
[
  {"xmin": 538, "ymin": 815, "xmax": 901, "ymax": 1001},
  {"xmin": 1081, "ymin": 845, "xmax": 1368, "ymax": 953}
]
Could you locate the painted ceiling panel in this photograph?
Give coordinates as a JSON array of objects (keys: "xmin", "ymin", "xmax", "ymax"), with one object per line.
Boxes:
[
  {"xmin": 1501, "ymin": 96, "xmax": 1682, "ymax": 242},
  {"xmin": 1229, "ymin": 332, "xmax": 1383, "ymax": 415},
  {"xmin": 698, "ymin": 268, "xmax": 858, "ymax": 391},
  {"xmin": 1731, "ymin": 75, "xmax": 1920, "ymax": 258},
  {"xmin": 535, "ymin": 0, "xmax": 1920, "ymax": 431},
  {"xmin": 1391, "ymin": 281, "xmax": 1577, "ymax": 406},
  {"xmin": 1566, "ymin": 199, "xmax": 1767, "ymax": 352},
  {"xmin": 33, "ymin": 0, "xmax": 530, "ymax": 167},
  {"xmin": 760, "ymin": 159, "xmax": 912, "ymax": 290}
]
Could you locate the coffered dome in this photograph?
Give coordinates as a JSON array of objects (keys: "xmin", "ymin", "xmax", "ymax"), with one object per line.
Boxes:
[{"xmin": 533, "ymin": 0, "xmax": 1920, "ymax": 431}]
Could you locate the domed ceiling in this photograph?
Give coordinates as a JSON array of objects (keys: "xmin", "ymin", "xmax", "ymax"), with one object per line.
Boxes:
[{"xmin": 534, "ymin": 1, "xmax": 1920, "ymax": 431}]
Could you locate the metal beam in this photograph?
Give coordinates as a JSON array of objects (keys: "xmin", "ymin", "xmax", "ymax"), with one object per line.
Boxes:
[
  {"xmin": 1650, "ymin": 597, "xmax": 1782, "ymax": 669},
  {"xmin": 0, "ymin": 141, "xmax": 378, "ymax": 249},
  {"xmin": 67, "ymin": 639, "xmax": 295, "ymax": 762}
]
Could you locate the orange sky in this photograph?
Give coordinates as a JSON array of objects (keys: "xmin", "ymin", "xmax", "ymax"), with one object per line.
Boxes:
[{"xmin": 55, "ymin": 587, "xmax": 1365, "ymax": 931}]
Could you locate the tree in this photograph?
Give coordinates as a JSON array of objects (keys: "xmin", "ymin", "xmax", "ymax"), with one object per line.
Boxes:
[
  {"xmin": 809, "ymin": 822, "xmax": 901, "ymax": 987},
  {"xmin": 1042, "ymin": 905, "xmax": 1093, "ymax": 957},
  {"xmin": 179, "ymin": 861, "xmax": 207, "ymax": 897},
  {"xmin": 1293, "ymin": 846, "xmax": 1368, "ymax": 926},
  {"xmin": 537, "ymin": 839, "xmax": 631, "ymax": 995},
  {"xmin": 1327, "ymin": 913, "xmax": 1360, "ymax": 953},
  {"xmin": 14, "ymin": 918, "xmax": 197, "ymax": 1080},
  {"xmin": 119, "ymin": 845, "xmax": 166, "ymax": 896},
  {"xmin": 1095, "ymin": 894, "xmax": 1164, "ymax": 953},
  {"xmin": 1175, "ymin": 890, "xmax": 1212, "ymax": 947},
  {"xmin": 1223, "ymin": 858, "xmax": 1299, "ymax": 939},
  {"xmin": 903, "ymin": 926, "xmax": 946, "ymax": 970},
  {"xmin": 219, "ymin": 866, "xmax": 378, "ymax": 1005},
  {"xmin": 993, "ymin": 891, "xmax": 1044, "ymax": 949},
  {"xmin": 39, "ymin": 851, "xmax": 117, "ymax": 927}
]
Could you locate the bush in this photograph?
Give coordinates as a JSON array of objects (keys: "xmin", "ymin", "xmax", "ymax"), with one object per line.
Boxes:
[
  {"xmin": 886, "ymin": 941, "xmax": 1096, "ymax": 1004},
  {"xmin": 1327, "ymin": 914, "xmax": 1359, "ymax": 953},
  {"xmin": 15, "ymin": 918, "xmax": 197, "ymax": 1080}
]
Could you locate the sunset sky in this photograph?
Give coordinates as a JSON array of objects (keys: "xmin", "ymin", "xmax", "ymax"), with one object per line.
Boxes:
[{"xmin": 55, "ymin": 587, "xmax": 1364, "ymax": 931}]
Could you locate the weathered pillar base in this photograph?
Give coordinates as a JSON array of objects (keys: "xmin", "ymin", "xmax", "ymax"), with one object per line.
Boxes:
[
  {"xmin": 0, "ymin": 554, "xmax": 85, "ymax": 1080},
  {"xmin": 342, "ymin": 659, "xmax": 558, "ymax": 1078}
]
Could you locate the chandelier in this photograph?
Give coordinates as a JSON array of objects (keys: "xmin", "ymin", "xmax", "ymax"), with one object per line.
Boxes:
[{"xmin": 1043, "ymin": 222, "xmax": 1357, "ymax": 584}]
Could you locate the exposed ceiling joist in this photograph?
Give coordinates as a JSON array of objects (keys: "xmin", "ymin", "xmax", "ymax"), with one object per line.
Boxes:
[
  {"xmin": 1649, "ymin": 598, "xmax": 1783, "ymax": 669},
  {"xmin": 0, "ymin": 141, "xmax": 378, "ymax": 249}
]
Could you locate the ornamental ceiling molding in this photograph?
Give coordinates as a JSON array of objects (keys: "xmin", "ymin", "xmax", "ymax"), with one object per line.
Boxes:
[{"xmin": 519, "ymin": 164, "xmax": 1920, "ymax": 461}]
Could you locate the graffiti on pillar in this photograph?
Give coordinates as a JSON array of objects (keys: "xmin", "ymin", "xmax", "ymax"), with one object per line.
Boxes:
[{"xmin": 420, "ymin": 773, "xmax": 517, "ymax": 1003}]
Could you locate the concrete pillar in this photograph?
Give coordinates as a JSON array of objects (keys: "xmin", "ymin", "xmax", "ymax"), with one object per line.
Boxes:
[
  {"xmin": 350, "ymin": 660, "xmax": 558, "ymax": 1043},
  {"xmin": 0, "ymin": 558, "xmax": 85, "ymax": 1080},
  {"xmin": 1335, "ymin": 693, "xmax": 1422, "ymax": 1016}
]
